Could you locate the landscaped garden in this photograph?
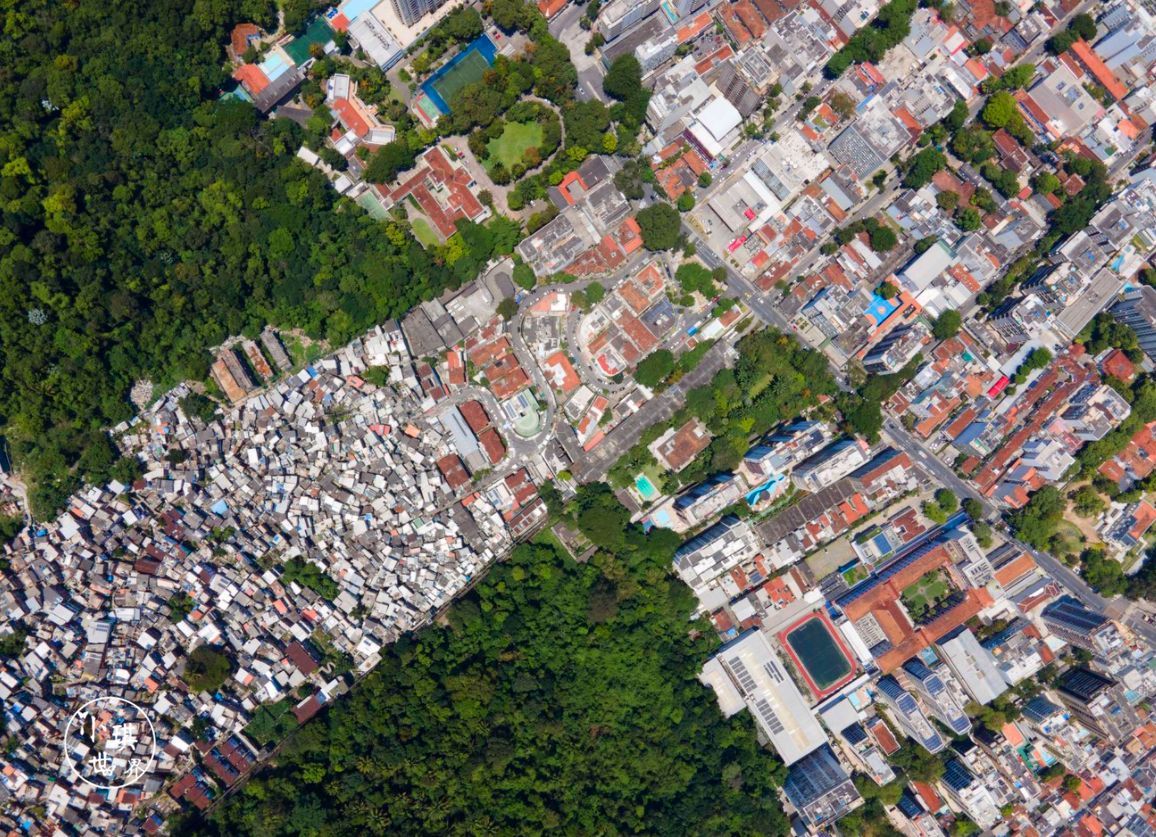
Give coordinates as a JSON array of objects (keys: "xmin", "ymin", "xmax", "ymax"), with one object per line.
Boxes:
[
  {"xmin": 467, "ymin": 100, "xmax": 561, "ymax": 184},
  {"xmin": 901, "ymin": 570, "xmax": 952, "ymax": 621},
  {"xmin": 487, "ymin": 120, "xmax": 545, "ymax": 171}
]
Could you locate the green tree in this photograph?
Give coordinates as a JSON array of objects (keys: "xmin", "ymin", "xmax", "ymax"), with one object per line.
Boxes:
[
  {"xmin": 635, "ymin": 350, "xmax": 676, "ymax": 387},
  {"xmin": 497, "ymin": 297, "xmax": 519, "ymax": 321},
  {"xmin": 1070, "ymin": 485, "xmax": 1105, "ymax": 517},
  {"xmin": 937, "ymin": 191, "xmax": 959, "ymax": 212},
  {"xmin": 513, "ymin": 263, "xmax": 537, "ymax": 290},
  {"xmin": 972, "ymin": 521, "xmax": 993, "ymax": 548},
  {"xmin": 903, "ymin": 147, "xmax": 947, "ymax": 189},
  {"xmin": 180, "ymin": 393, "xmax": 219, "ymax": 424},
  {"xmin": 0, "ymin": 630, "xmax": 28, "ymax": 659},
  {"xmin": 603, "ymin": 54, "xmax": 643, "ymax": 101},
  {"xmin": 1008, "ymin": 485, "xmax": 1066, "ymax": 549},
  {"xmin": 364, "ymin": 141, "xmax": 418, "ymax": 184},
  {"xmin": 945, "ymin": 98, "xmax": 969, "ymax": 131},
  {"xmin": 183, "ymin": 646, "xmax": 233, "ymax": 694},
  {"xmin": 932, "ymin": 310, "xmax": 962, "ymax": 340},
  {"xmin": 870, "ymin": 225, "xmax": 898, "ymax": 252},
  {"xmin": 678, "ymin": 192, "xmax": 696, "ymax": 212},
  {"xmin": 935, "ymin": 488, "xmax": 958, "ymax": 513},
  {"xmin": 1069, "ymin": 13, "xmax": 1097, "ymax": 40},
  {"xmin": 636, "ymin": 203, "xmax": 682, "ymax": 250},
  {"xmin": 982, "ymin": 91, "xmax": 1019, "ymax": 128},
  {"xmin": 1082, "ymin": 548, "xmax": 1127, "ymax": 596},
  {"xmin": 0, "ymin": 514, "xmax": 24, "ymax": 544},
  {"xmin": 955, "ymin": 207, "xmax": 982, "ymax": 231}
]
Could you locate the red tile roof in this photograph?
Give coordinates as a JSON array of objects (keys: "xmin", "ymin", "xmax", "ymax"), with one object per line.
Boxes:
[
  {"xmin": 233, "ymin": 64, "xmax": 270, "ymax": 96},
  {"xmin": 332, "ymin": 97, "xmax": 371, "ymax": 138},
  {"xmin": 458, "ymin": 400, "xmax": 490, "ymax": 433},
  {"xmin": 1103, "ymin": 349, "xmax": 1136, "ymax": 382},
  {"xmin": 381, "ymin": 147, "xmax": 486, "ymax": 240},
  {"xmin": 230, "ymin": 23, "xmax": 262, "ymax": 56},
  {"xmin": 478, "ymin": 428, "xmax": 506, "ymax": 465},
  {"xmin": 1070, "ymin": 40, "xmax": 1129, "ymax": 101}
]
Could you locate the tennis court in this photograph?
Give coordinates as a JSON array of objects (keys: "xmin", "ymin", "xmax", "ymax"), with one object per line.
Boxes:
[{"xmin": 418, "ymin": 34, "xmax": 498, "ymax": 116}]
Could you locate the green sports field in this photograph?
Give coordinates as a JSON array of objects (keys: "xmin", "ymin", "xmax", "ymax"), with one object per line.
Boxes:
[{"xmin": 432, "ymin": 49, "xmax": 490, "ymax": 106}]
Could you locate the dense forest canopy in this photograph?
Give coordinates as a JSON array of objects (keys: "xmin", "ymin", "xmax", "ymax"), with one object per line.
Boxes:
[
  {"xmin": 185, "ymin": 528, "xmax": 791, "ymax": 837},
  {"xmin": 0, "ymin": 0, "xmax": 476, "ymax": 516}
]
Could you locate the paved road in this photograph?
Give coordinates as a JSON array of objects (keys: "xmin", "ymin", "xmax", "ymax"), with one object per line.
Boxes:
[
  {"xmin": 572, "ymin": 338, "xmax": 738, "ymax": 482},
  {"xmin": 880, "ymin": 415, "xmax": 1156, "ymax": 648}
]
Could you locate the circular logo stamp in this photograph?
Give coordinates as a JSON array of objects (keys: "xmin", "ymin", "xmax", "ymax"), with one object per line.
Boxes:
[{"xmin": 62, "ymin": 696, "xmax": 158, "ymax": 791}]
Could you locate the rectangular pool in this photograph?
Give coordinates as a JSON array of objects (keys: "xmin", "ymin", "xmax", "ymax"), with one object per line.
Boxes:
[{"xmin": 635, "ymin": 475, "xmax": 658, "ymax": 501}]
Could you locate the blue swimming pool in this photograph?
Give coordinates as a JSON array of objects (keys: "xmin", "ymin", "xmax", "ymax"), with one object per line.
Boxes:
[{"xmin": 636, "ymin": 475, "xmax": 658, "ymax": 500}]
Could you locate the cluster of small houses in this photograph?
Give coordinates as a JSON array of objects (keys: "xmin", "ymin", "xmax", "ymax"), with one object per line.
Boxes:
[{"xmin": 0, "ymin": 316, "xmax": 564, "ymax": 835}]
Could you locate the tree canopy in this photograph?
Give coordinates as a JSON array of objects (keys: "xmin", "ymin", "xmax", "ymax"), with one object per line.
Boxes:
[
  {"xmin": 0, "ymin": 0, "xmax": 543, "ymax": 516},
  {"xmin": 191, "ymin": 503, "xmax": 792, "ymax": 837},
  {"xmin": 636, "ymin": 349, "xmax": 676, "ymax": 388},
  {"xmin": 932, "ymin": 310, "xmax": 961, "ymax": 340},
  {"xmin": 636, "ymin": 203, "xmax": 682, "ymax": 250},
  {"xmin": 824, "ymin": 0, "xmax": 917, "ymax": 77}
]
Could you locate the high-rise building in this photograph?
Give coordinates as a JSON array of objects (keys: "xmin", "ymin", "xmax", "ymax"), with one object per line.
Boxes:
[
  {"xmin": 1021, "ymin": 696, "xmax": 1092, "ymax": 770},
  {"xmin": 979, "ymin": 618, "xmax": 1049, "ymax": 686},
  {"xmin": 597, "ymin": 0, "xmax": 662, "ymax": 41},
  {"xmin": 673, "ymin": 471, "xmax": 744, "ymax": 527},
  {"xmin": 1056, "ymin": 667, "xmax": 1142, "ymax": 742},
  {"xmin": 895, "ymin": 791, "xmax": 949, "ymax": 837},
  {"xmin": 902, "ymin": 659, "xmax": 972, "ymax": 735},
  {"xmin": 389, "ymin": 0, "xmax": 450, "ymax": 28},
  {"xmin": 782, "ymin": 744, "xmax": 863, "ymax": 827},
  {"xmin": 1111, "ymin": 286, "xmax": 1156, "ymax": 360},
  {"xmin": 1040, "ymin": 596, "xmax": 1125, "ymax": 658},
  {"xmin": 743, "ymin": 421, "xmax": 831, "ymax": 481},
  {"xmin": 672, "ymin": 515, "xmax": 763, "ymax": 610},
  {"xmin": 939, "ymin": 758, "xmax": 1001, "ymax": 829},
  {"xmin": 875, "ymin": 675, "xmax": 947, "ymax": 753},
  {"xmin": 862, "ymin": 323, "xmax": 929, "ymax": 375},
  {"xmin": 672, "ymin": 0, "xmax": 709, "ymax": 18},
  {"xmin": 791, "ymin": 439, "xmax": 869, "ymax": 492}
]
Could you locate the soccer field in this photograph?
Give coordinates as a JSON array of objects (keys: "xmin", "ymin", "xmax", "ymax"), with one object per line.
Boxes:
[{"xmin": 432, "ymin": 49, "xmax": 490, "ymax": 107}]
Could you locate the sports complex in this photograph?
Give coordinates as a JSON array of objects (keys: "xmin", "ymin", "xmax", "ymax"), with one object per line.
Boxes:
[
  {"xmin": 413, "ymin": 34, "xmax": 498, "ymax": 124},
  {"xmin": 776, "ymin": 611, "xmax": 858, "ymax": 701}
]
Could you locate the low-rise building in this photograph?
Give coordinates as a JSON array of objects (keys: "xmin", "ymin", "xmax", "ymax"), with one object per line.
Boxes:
[{"xmin": 699, "ymin": 629, "xmax": 829, "ymax": 765}]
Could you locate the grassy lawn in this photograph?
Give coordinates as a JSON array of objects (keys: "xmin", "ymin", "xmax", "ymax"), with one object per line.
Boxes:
[
  {"xmin": 1051, "ymin": 519, "xmax": 1086, "ymax": 561},
  {"xmin": 901, "ymin": 570, "xmax": 951, "ymax": 621},
  {"xmin": 486, "ymin": 121, "xmax": 544, "ymax": 171},
  {"xmin": 532, "ymin": 526, "xmax": 568, "ymax": 555},
  {"xmin": 843, "ymin": 564, "xmax": 869, "ymax": 586},
  {"xmin": 411, "ymin": 217, "xmax": 441, "ymax": 249},
  {"xmin": 282, "ymin": 334, "xmax": 325, "ymax": 369},
  {"xmin": 640, "ymin": 462, "xmax": 666, "ymax": 495}
]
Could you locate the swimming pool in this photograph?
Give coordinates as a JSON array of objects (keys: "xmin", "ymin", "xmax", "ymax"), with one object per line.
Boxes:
[{"xmin": 635, "ymin": 475, "xmax": 658, "ymax": 500}]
